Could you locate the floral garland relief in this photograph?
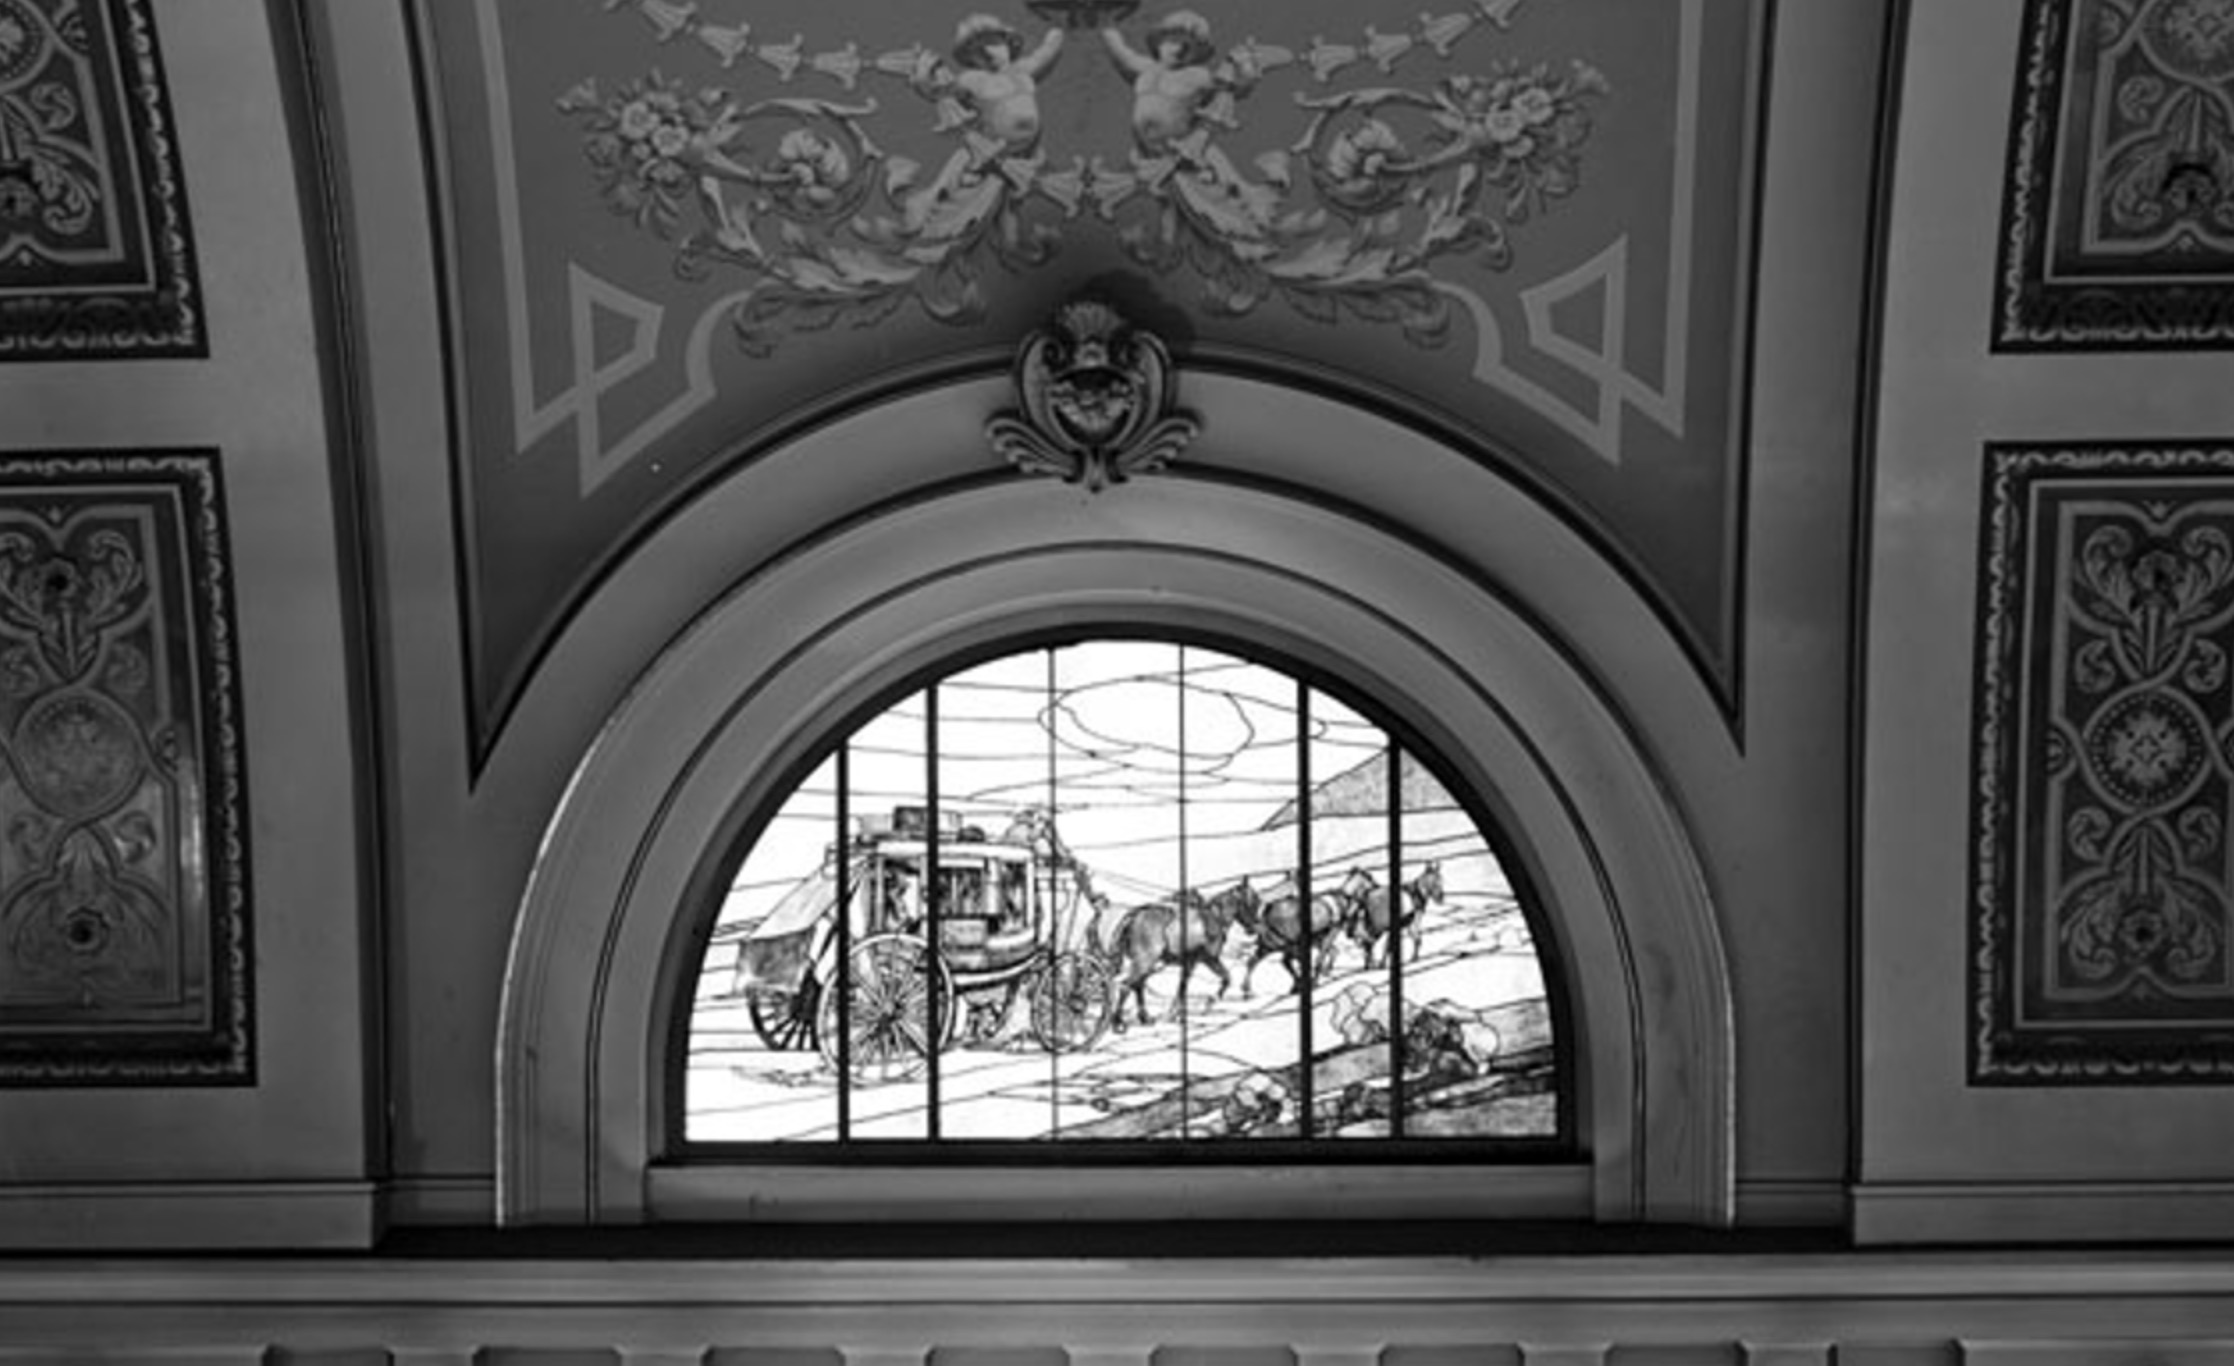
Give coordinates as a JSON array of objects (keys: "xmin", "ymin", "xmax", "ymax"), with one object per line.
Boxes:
[{"xmin": 560, "ymin": 1, "xmax": 1607, "ymax": 356}]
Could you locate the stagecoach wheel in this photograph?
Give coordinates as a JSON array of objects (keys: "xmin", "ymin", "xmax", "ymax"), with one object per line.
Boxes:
[
  {"xmin": 815, "ymin": 932, "xmax": 955, "ymax": 1084},
  {"xmin": 1029, "ymin": 950, "xmax": 1114, "ymax": 1054},
  {"xmin": 745, "ymin": 976, "xmax": 819, "ymax": 1052}
]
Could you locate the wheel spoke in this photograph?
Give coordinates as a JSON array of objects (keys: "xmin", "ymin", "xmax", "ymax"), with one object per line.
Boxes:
[
  {"xmin": 814, "ymin": 933, "xmax": 949, "ymax": 1083},
  {"xmin": 894, "ymin": 1013, "xmax": 932, "ymax": 1055}
]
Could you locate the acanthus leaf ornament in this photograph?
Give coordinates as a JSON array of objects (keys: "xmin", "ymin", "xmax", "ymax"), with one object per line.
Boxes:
[{"xmin": 987, "ymin": 296, "xmax": 1199, "ymax": 493}]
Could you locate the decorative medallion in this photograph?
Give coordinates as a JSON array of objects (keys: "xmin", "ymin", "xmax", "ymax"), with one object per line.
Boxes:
[
  {"xmin": 1971, "ymin": 442, "xmax": 2234, "ymax": 1082},
  {"xmin": 0, "ymin": 0, "xmax": 203, "ymax": 359},
  {"xmin": 986, "ymin": 296, "xmax": 1199, "ymax": 491},
  {"xmin": 0, "ymin": 450, "xmax": 251, "ymax": 1086},
  {"xmin": 1996, "ymin": 0, "xmax": 2234, "ymax": 349},
  {"xmin": 2081, "ymin": 685, "xmax": 2212, "ymax": 809},
  {"xmin": 2138, "ymin": 0, "xmax": 2234, "ymax": 80},
  {"xmin": 16, "ymin": 688, "xmax": 146, "ymax": 819}
]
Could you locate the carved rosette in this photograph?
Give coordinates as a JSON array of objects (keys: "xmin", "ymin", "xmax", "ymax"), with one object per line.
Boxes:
[{"xmin": 986, "ymin": 297, "xmax": 1200, "ymax": 493}]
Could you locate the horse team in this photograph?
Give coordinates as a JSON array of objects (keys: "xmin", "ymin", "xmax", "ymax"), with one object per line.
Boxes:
[{"xmin": 1096, "ymin": 860, "xmax": 1448, "ymax": 1029}]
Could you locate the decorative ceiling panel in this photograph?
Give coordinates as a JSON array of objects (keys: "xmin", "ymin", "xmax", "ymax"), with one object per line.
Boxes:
[
  {"xmin": 0, "ymin": 0, "xmax": 202, "ymax": 359},
  {"xmin": 0, "ymin": 450, "xmax": 251, "ymax": 1086},
  {"xmin": 1996, "ymin": 0, "xmax": 2234, "ymax": 349},
  {"xmin": 1971, "ymin": 442, "xmax": 2234, "ymax": 1082},
  {"xmin": 417, "ymin": 0, "xmax": 1761, "ymax": 761}
]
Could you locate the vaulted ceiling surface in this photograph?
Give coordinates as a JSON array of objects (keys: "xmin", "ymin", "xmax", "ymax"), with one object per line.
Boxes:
[{"xmin": 418, "ymin": 0, "xmax": 1762, "ymax": 756}]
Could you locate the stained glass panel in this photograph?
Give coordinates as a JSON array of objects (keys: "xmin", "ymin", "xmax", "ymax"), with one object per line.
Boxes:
[{"xmin": 684, "ymin": 639, "xmax": 1560, "ymax": 1145}]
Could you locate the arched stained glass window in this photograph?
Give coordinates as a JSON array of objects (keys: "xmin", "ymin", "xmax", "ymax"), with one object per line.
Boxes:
[{"xmin": 684, "ymin": 637, "xmax": 1564, "ymax": 1148}]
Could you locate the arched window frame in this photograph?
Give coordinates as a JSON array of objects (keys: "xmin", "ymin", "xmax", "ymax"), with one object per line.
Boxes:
[{"xmin": 494, "ymin": 374, "xmax": 1734, "ymax": 1227}]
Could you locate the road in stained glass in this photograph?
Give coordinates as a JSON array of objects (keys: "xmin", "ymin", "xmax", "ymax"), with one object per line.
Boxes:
[{"xmin": 685, "ymin": 640, "xmax": 1556, "ymax": 1143}]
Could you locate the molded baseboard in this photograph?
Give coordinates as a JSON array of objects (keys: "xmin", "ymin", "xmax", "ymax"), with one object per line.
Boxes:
[
  {"xmin": 1733, "ymin": 1178, "xmax": 1847, "ymax": 1227},
  {"xmin": 0, "ymin": 1179, "xmax": 378, "ymax": 1250},
  {"xmin": 381, "ymin": 1172, "xmax": 496, "ymax": 1225},
  {"xmin": 1852, "ymin": 1178, "xmax": 2234, "ymax": 1244}
]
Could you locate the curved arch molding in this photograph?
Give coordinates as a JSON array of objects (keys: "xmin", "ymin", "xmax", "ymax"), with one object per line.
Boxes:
[
  {"xmin": 494, "ymin": 398, "xmax": 1736, "ymax": 1225},
  {"xmin": 413, "ymin": 0, "xmax": 1765, "ymax": 761}
]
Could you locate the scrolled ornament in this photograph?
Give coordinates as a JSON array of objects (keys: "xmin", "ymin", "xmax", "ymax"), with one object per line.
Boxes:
[{"xmin": 986, "ymin": 296, "xmax": 1200, "ymax": 493}]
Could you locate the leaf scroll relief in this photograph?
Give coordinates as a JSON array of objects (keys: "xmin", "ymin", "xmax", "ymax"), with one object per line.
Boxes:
[{"xmin": 559, "ymin": 2, "xmax": 1609, "ymax": 356}]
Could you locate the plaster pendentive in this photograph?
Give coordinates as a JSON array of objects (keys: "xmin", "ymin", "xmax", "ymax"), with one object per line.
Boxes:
[
  {"xmin": 0, "ymin": 450, "xmax": 252, "ymax": 1086},
  {"xmin": 423, "ymin": 0, "xmax": 1757, "ymax": 762},
  {"xmin": 1995, "ymin": 0, "xmax": 2234, "ymax": 349},
  {"xmin": 0, "ymin": 0, "xmax": 203, "ymax": 359},
  {"xmin": 1971, "ymin": 442, "xmax": 2234, "ymax": 1081}
]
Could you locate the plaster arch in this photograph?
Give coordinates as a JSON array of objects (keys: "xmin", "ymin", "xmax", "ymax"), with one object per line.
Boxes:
[{"xmin": 495, "ymin": 379, "xmax": 1733, "ymax": 1228}]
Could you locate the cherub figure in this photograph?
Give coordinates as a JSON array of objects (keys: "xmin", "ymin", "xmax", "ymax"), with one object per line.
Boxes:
[
  {"xmin": 1095, "ymin": 10, "xmax": 1281, "ymax": 244},
  {"xmin": 892, "ymin": 14, "xmax": 1072, "ymax": 235},
  {"xmin": 917, "ymin": 13, "xmax": 1066, "ymax": 153},
  {"xmin": 1100, "ymin": 9, "xmax": 1253, "ymax": 152}
]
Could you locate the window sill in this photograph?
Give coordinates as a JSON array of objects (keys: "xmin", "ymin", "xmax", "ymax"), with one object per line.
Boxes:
[{"xmin": 646, "ymin": 1160, "xmax": 1592, "ymax": 1222}]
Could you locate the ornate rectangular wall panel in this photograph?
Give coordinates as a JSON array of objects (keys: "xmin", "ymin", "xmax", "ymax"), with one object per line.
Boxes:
[
  {"xmin": 0, "ymin": 0, "xmax": 203, "ymax": 359},
  {"xmin": 0, "ymin": 451, "xmax": 251, "ymax": 1085},
  {"xmin": 1995, "ymin": 0, "xmax": 2234, "ymax": 349},
  {"xmin": 1972, "ymin": 442, "xmax": 2234, "ymax": 1082}
]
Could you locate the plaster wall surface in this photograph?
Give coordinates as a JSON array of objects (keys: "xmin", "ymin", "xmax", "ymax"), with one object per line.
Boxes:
[
  {"xmin": 1860, "ymin": 0, "xmax": 2234, "ymax": 1237},
  {"xmin": 0, "ymin": 0, "xmax": 373, "ymax": 1244}
]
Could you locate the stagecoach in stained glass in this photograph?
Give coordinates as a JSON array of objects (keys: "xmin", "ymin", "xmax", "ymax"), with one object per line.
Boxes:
[{"xmin": 728, "ymin": 804, "xmax": 1114, "ymax": 1081}]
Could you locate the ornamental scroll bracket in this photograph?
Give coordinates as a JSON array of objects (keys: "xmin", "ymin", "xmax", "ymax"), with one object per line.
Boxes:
[{"xmin": 986, "ymin": 297, "xmax": 1200, "ymax": 493}]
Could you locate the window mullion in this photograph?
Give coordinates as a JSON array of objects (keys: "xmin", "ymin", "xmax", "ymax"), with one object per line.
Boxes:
[
  {"xmin": 837, "ymin": 742, "xmax": 852, "ymax": 1139},
  {"xmin": 925, "ymin": 683, "xmax": 942, "ymax": 1140},
  {"xmin": 1045, "ymin": 646, "xmax": 1059, "ymax": 1138},
  {"xmin": 1177, "ymin": 643, "xmax": 1191, "ymax": 1137},
  {"xmin": 1387, "ymin": 744, "xmax": 1404, "ymax": 1139},
  {"xmin": 1297, "ymin": 679, "xmax": 1314, "ymax": 1139}
]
